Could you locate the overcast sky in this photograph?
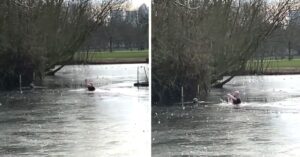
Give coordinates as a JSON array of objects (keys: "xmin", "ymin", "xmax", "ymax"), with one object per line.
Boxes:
[{"xmin": 130, "ymin": 0, "xmax": 150, "ymax": 9}]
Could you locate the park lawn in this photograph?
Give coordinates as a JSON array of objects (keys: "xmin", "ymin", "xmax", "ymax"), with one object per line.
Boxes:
[
  {"xmin": 247, "ymin": 58, "xmax": 300, "ymax": 72},
  {"xmin": 264, "ymin": 58, "xmax": 300, "ymax": 69},
  {"xmin": 91, "ymin": 50, "xmax": 148, "ymax": 59},
  {"xmin": 75, "ymin": 50, "xmax": 149, "ymax": 63}
]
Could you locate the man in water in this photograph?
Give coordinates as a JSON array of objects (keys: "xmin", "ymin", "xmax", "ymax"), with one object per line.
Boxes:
[
  {"xmin": 227, "ymin": 91, "xmax": 241, "ymax": 105},
  {"xmin": 87, "ymin": 82, "xmax": 95, "ymax": 91},
  {"xmin": 85, "ymin": 79, "xmax": 95, "ymax": 91}
]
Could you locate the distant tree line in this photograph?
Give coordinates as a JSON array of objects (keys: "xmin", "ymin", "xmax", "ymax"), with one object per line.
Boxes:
[
  {"xmin": 81, "ymin": 4, "xmax": 149, "ymax": 52},
  {"xmin": 0, "ymin": 0, "xmax": 124, "ymax": 89},
  {"xmin": 255, "ymin": 6, "xmax": 300, "ymax": 60},
  {"xmin": 152, "ymin": 0, "xmax": 296, "ymax": 105}
]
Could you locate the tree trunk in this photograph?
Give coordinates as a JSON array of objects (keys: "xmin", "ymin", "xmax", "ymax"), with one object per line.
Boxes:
[
  {"xmin": 212, "ymin": 75, "xmax": 235, "ymax": 88},
  {"xmin": 109, "ymin": 36, "xmax": 113, "ymax": 52},
  {"xmin": 46, "ymin": 64, "xmax": 65, "ymax": 76},
  {"xmin": 288, "ymin": 40, "xmax": 292, "ymax": 60}
]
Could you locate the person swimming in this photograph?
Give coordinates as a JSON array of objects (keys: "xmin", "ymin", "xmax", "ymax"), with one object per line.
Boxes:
[
  {"xmin": 227, "ymin": 90, "xmax": 241, "ymax": 105},
  {"xmin": 85, "ymin": 79, "xmax": 95, "ymax": 91}
]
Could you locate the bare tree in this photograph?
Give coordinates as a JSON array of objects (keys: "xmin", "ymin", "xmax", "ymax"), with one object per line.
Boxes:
[
  {"xmin": 152, "ymin": 0, "xmax": 295, "ymax": 104},
  {"xmin": 0, "ymin": 0, "xmax": 125, "ymax": 89},
  {"xmin": 81, "ymin": 4, "xmax": 149, "ymax": 52}
]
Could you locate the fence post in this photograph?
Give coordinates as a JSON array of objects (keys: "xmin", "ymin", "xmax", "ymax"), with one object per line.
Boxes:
[
  {"xmin": 137, "ymin": 67, "xmax": 139, "ymax": 84},
  {"xmin": 181, "ymin": 86, "xmax": 184, "ymax": 106},
  {"xmin": 19, "ymin": 74, "xmax": 23, "ymax": 94},
  {"xmin": 197, "ymin": 84, "xmax": 199, "ymax": 97}
]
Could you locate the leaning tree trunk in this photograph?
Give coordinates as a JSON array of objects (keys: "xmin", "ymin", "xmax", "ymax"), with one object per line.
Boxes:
[
  {"xmin": 46, "ymin": 65, "xmax": 65, "ymax": 76},
  {"xmin": 212, "ymin": 75, "xmax": 235, "ymax": 88}
]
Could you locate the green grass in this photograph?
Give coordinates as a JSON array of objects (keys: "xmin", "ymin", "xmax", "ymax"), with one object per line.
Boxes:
[
  {"xmin": 75, "ymin": 50, "xmax": 148, "ymax": 62},
  {"xmin": 91, "ymin": 50, "xmax": 148, "ymax": 59},
  {"xmin": 248, "ymin": 58, "xmax": 300, "ymax": 69},
  {"xmin": 266, "ymin": 59, "xmax": 300, "ymax": 68}
]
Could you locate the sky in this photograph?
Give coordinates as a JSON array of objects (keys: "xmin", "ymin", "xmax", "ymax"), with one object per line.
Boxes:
[{"xmin": 129, "ymin": 0, "xmax": 150, "ymax": 9}]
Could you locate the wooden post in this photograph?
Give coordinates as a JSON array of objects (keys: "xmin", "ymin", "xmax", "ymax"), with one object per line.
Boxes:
[
  {"xmin": 143, "ymin": 66, "xmax": 148, "ymax": 82},
  {"xmin": 19, "ymin": 74, "xmax": 22, "ymax": 94},
  {"xmin": 137, "ymin": 67, "xmax": 139, "ymax": 84},
  {"xmin": 181, "ymin": 86, "xmax": 184, "ymax": 106},
  {"xmin": 197, "ymin": 84, "xmax": 199, "ymax": 97}
]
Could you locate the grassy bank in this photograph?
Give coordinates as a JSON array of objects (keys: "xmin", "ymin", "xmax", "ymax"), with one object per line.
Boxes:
[
  {"xmin": 249, "ymin": 58, "xmax": 300, "ymax": 69},
  {"xmin": 248, "ymin": 57, "xmax": 300, "ymax": 74},
  {"xmin": 266, "ymin": 58, "xmax": 300, "ymax": 69},
  {"xmin": 74, "ymin": 50, "xmax": 149, "ymax": 64}
]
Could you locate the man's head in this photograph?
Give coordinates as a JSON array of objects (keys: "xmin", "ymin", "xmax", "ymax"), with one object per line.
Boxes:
[{"xmin": 233, "ymin": 91, "xmax": 240, "ymax": 97}]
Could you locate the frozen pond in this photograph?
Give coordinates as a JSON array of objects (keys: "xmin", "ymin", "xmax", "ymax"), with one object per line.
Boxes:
[
  {"xmin": 152, "ymin": 75, "xmax": 300, "ymax": 156},
  {"xmin": 0, "ymin": 64, "xmax": 150, "ymax": 157}
]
